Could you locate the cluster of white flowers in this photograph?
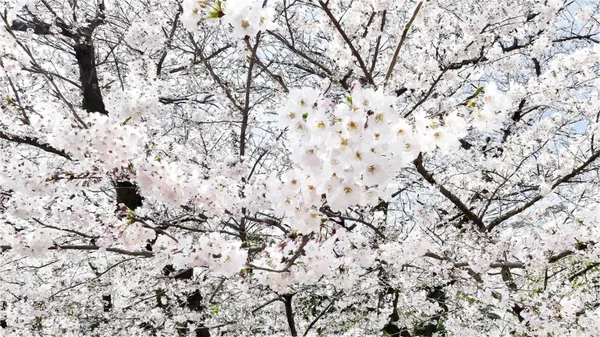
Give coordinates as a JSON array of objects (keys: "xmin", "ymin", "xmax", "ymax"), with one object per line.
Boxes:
[
  {"xmin": 155, "ymin": 232, "xmax": 247, "ymax": 277},
  {"xmin": 133, "ymin": 158, "xmax": 243, "ymax": 215},
  {"xmin": 252, "ymin": 228, "xmax": 376, "ymax": 290},
  {"xmin": 182, "ymin": 0, "xmax": 277, "ymax": 39},
  {"xmin": 48, "ymin": 115, "xmax": 145, "ymax": 170},
  {"xmin": 123, "ymin": 11, "xmax": 166, "ymax": 52},
  {"xmin": 5, "ymin": 228, "xmax": 55, "ymax": 257},
  {"xmin": 269, "ymin": 85, "xmax": 471, "ymax": 232},
  {"xmin": 118, "ymin": 221, "xmax": 156, "ymax": 251},
  {"xmin": 135, "ymin": 159, "xmax": 196, "ymax": 207},
  {"xmin": 472, "ymin": 82, "xmax": 513, "ymax": 131},
  {"xmin": 104, "ymin": 85, "xmax": 161, "ymax": 124}
]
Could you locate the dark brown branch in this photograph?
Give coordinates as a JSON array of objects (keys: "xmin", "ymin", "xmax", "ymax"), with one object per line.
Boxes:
[
  {"xmin": 32, "ymin": 218, "xmax": 97, "ymax": 239},
  {"xmin": 168, "ymin": 44, "xmax": 233, "ymax": 74},
  {"xmin": 553, "ymin": 33, "xmax": 599, "ymax": 44},
  {"xmin": 282, "ymin": 294, "xmax": 298, "ymax": 336},
  {"xmin": 1, "ymin": 244, "xmax": 154, "ymax": 257},
  {"xmin": 0, "ymin": 131, "xmax": 72, "ymax": 160},
  {"xmin": 369, "ymin": 10, "xmax": 386, "ymax": 76},
  {"xmin": 404, "ymin": 69, "xmax": 447, "ymax": 118},
  {"xmin": 320, "ymin": 209, "xmax": 386, "ymax": 239},
  {"xmin": 21, "ymin": 66, "xmax": 82, "ymax": 88},
  {"xmin": 247, "ymin": 129, "xmax": 286, "ymax": 181},
  {"xmin": 191, "ymin": 34, "xmax": 244, "ymax": 112},
  {"xmin": 547, "ymin": 250, "xmax": 573, "ymax": 263},
  {"xmin": 157, "ymin": 6, "xmax": 182, "ymax": 76},
  {"xmin": 384, "ymin": 2, "xmax": 423, "ymax": 85},
  {"xmin": 267, "ymin": 30, "xmax": 333, "ymax": 77},
  {"xmin": 247, "ymin": 236, "xmax": 310, "ymax": 273},
  {"xmin": 487, "ymin": 150, "xmax": 600, "ymax": 231},
  {"xmin": 1, "ymin": 13, "xmax": 87, "ymax": 127},
  {"xmin": 414, "ymin": 154, "xmax": 486, "ymax": 232},
  {"xmin": 240, "ymin": 33, "xmax": 262, "ymax": 158},
  {"xmin": 49, "ymin": 257, "xmax": 135, "ymax": 298},
  {"xmin": 244, "ymin": 216, "xmax": 287, "ymax": 233},
  {"xmin": 252, "ymin": 297, "xmax": 282, "ymax": 314},
  {"xmin": 569, "ymin": 262, "xmax": 600, "ymax": 282},
  {"xmin": 318, "ymin": 1, "xmax": 374, "ymax": 85},
  {"xmin": 10, "ymin": 20, "xmax": 52, "ymax": 34},
  {"xmin": 425, "ymin": 247, "xmax": 582, "ymax": 271},
  {"xmin": 303, "ymin": 291, "xmax": 342, "ymax": 336},
  {"xmin": 244, "ymin": 38, "xmax": 288, "ymax": 92},
  {"xmin": 74, "ymin": 40, "xmax": 106, "ymax": 114}
]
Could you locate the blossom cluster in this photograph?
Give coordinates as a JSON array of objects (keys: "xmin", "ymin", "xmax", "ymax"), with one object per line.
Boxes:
[
  {"xmin": 154, "ymin": 232, "xmax": 247, "ymax": 277},
  {"xmin": 124, "ymin": 11, "xmax": 166, "ymax": 52},
  {"xmin": 48, "ymin": 114, "xmax": 145, "ymax": 171},
  {"xmin": 252, "ymin": 228, "xmax": 376, "ymax": 291},
  {"xmin": 117, "ymin": 221, "xmax": 156, "ymax": 251},
  {"xmin": 269, "ymin": 85, "xmax": 473, "ymax": 232},
  {"xmin": 1, "ymin": 226, "xmax": 55, "ymax": 257},
  {"xmin": 182, "ymin": 0, "xmax": 277, "ymax": 39},
  {"xmin": 2, "ymin": 0, "xmax": 600, "ymax": 334}
]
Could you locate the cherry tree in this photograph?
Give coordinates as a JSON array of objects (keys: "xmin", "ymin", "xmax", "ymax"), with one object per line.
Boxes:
[{"xmin": 1, "ymin": 0, "xmax": 600, "ymax": 336}]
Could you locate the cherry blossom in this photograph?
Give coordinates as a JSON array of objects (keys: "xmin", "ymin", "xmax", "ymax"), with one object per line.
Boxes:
[{"xmin": 1, "ymin": 0, "xmax": 600, "ymax": 336}]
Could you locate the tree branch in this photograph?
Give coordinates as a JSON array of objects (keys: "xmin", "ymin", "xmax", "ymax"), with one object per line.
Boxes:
[
  {"xmin": 414, "ymin": 153, "xmax": 486, "ymax": 232},
  {"xmin": 0, "ymin": 131, "xmax": 72, "ymax": 160},
  {"xmin": 1, "ymin": 244, "xmax": 154, "ymax": 257},
  {"xmin": 384, "ymin": 1, "xmax": 423, "ymax": 85},
  {"xmin": 282, "ymin": 293, "xmax": 298, "ymax": 336},
  {"xmin": 487, "ymin": 150, "xmax": 600, "ymax": 231},
  {"xmin": 317, "ymin": 1, "xmax": 374, "ymax": 85},
  {"xmin": 240, "ymin": 33, "xmax": 262, "ymax": 158},
  {"xmin": 156, "ymin": 5, "xmax": 182, "ymax": 76},
  {"xmin": 248, "ymin": 236, "xmax": 309, "ymax": 273}
]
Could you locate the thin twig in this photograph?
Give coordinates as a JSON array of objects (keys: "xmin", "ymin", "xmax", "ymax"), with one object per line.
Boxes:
[
  {"xmin": 318, "ymin": 1, "xmax": 374, "ymax": 85},
  {"xmin": 383, "ymin": 2, "xmax": 423, "ymax": 86},
  {"xmin": 487, "ymin": 150, "xmax": 600, "ymax": 231},
  {"xmin": 247, "ymin": 236, "xmax": 310, "ymax": 273}
]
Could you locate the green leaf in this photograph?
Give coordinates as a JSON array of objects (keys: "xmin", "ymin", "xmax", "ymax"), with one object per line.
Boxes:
[
  {"xmin": 209, "ymin": 303, "xmax": 220, "ymax": 314},
  {"xmin": 436, "ymin": 320, "xmax": 446, "ymax": 332}
]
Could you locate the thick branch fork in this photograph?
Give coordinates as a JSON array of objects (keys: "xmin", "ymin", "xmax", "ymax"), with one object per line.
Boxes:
[
  {"xmin": 487, "ymin": 149, "xmax": 600, "ymax": 231},
  {"xmin": 415, "ymin": 149, "xmax": 600, "ymax": 233},
  {"xmin": 414, "ymin": 153, "xmax": 487, "ymax": 232}
]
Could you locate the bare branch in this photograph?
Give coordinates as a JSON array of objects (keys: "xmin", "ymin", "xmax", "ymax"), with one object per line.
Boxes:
[
  {"xmin": 0, "ymin": 131, "xmax": 72, "ymax": 160},
  {"xmin": 1, "ymin": 244, "xmax": 154, "ymax": 257},
  {"xmin": 383, "ymin": 2, "xmax": 423, "ymax": 86},
  {"xmin": 414, "ymin": 153, "xmax": 486, "ymax": 232},
  {"xmin": 317, "ymin": 1, "xmax": 374, "ymax": 85},
  {"xmin": 487, "ymin": 150, "xmax": 600, "ymax": 231}
]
